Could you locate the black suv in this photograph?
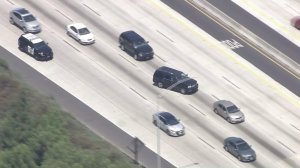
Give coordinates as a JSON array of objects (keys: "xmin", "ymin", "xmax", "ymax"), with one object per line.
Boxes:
[
  {"xmin": 153, "ymin": 66, "xmax": 198, "ymax": 94},
  {"xmin": 119, "ymin": 30, "xmax": 153, "ymax": 61},
  {"xmin": 18, "ymin": 33, "xmax": 53, "ymax": 61}
]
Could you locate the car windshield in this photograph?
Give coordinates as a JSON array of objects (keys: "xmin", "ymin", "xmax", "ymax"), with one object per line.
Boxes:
[
  {"xmin": 33, "ymin": 41, "xmax": 47, "ymax": 49},
  {"xmin": 237, "ymin": 142, "xmax": 250, "ymax": 150},
  {"xmin": 176, "ymin": 73, "xmax": 188, "ymax": 80},
  {"xmin": 23, "ymin": 15, "xmax": 36, "ymax": 22},
  {"xmin": 133, "ymin": 41, "xmax": 147, "ymax": 48},
  {"xmin": 165, "ymin": 115, "xmax": 179, "ymax": 125},
  {"xmin": 78, "ymin": 28, "xmax": 90, "ymax": 35},
  {"xmin": 227, "ymin": 105, "xmax": 239, "ymax": 113}
]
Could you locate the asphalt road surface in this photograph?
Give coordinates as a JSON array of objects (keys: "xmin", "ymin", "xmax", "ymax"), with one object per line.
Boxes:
[
  {"xmin": 161, "ymin": 0, "xmax": 300, "ymax": 96},
  {"xmin": 1, "ymin": 0, "xmax": 300, "ymax": 167},
  {"xmin": 208, "ymin": 0, "xmax": 300, "ymax": 64},
  {"xmin": 0, "ymin": 46, "xmax": 174, "ymax": 168}
]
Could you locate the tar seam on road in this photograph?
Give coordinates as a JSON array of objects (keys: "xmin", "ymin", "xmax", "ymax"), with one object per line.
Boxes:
[
  {"xmin": 63, "ymin": 40, "xmax": 81, "ymax": 52},
  {"xmin": 156, "ymin": 30, "xmax": 174, "ymax": 42},
  {"xmin": 197, "ymin": 136, "xmax": 215, "ymax": 149},
  {"xmin": 6, "ymin": 0, "xmax": 14, "ymax": 5},
  {"xmin": 277, "ymin": 140, "xmax": 296, "ymax": 154},
  {"xmin": 290, "ymin": 124, "xmax": 300, "ymax": 132},
  {"xmin": 129, "ymin": 87, "xmax": 147, "ymax": 100},
  {"xmin": 211, "ymin": 94, "xmax": 219, "ymax": 100},
  {"xmin": 118, "ymin": 54, "xmax": 137, "ymax": 67},
  {"xmin": 189, "ymin": 104, "xmax": 206, "ymax": 116},
  {"xmin": 82, "ymin": 3, "xmax": 101, "ymax": 16},
  {"xmin": 154, "ymin": 54, "xmax": 166, "ymax": 62},
  {"xmin": 55, "ymin": 9, "xmax": 73, "ymax": 22},
  {"xmin": 222, "ymin": 76, "xmax": 240, "ymax": 89}
]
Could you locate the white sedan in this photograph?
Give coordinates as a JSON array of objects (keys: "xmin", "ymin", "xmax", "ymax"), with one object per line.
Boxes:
[{"xmin": 66, "ymin": 23, "xmax": 95, "ymax": 45}]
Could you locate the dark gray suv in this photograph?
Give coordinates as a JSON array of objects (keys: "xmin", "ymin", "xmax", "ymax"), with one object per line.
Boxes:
[
  {"xmin": 224, "ymin": 137, "xmax": 256, "ymax": 162},
  {"xmin": 153, "ymin": 66, "xmax": 198, "ymax": 94},
  {"xmin": 119, "ymin": 30, "xmax": 153, "ymax": 61}
]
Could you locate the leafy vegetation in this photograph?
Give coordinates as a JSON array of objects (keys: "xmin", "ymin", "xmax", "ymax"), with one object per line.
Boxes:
[{"xmin": 0, "ymin": 59, "xmax": 139, "ymax": 168}]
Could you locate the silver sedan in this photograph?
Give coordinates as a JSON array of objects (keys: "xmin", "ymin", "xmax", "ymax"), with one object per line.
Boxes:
[
  {"xmin": 213, "ymin": 100, "xmax": 245, "ymax": 123},
  {"xmin": 9, "ymin": 8, "xmax": 41, "ymax": 33},
  {"xmin": 152, "ymin": 112, "xmax": 185, "ymax": 137}
]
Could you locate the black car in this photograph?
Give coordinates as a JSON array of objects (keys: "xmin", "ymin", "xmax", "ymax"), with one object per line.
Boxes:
[
  {"xmin": 119, "ymin": 30, "xmax": 153, "ymax": 61},
  {"xmin": 153, "ymin": 66, "xmax": 198, "ymax": 94},
  {"xmin": 18, "ymin": 33, "xmax": 53, "ymax": 61},
  {"xmin": 224, "ymin": 137, "xmax": 256, "ymax": 162}
]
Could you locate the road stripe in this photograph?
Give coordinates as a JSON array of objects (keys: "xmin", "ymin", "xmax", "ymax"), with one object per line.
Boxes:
[{"xmin": 147, "ymin": 0, "xmax": 300, "ymax": 109}]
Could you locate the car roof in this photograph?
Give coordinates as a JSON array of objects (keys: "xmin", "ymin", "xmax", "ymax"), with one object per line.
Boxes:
[
  {"xmin": 159, "ymin": 112, "xmax": 176, "ymax": 120},
  {"xmin": 69, "ymin": 23, "xmax": 87, "ymax": 29},
  {"xmin": 22, "ymin": 33, "xmax": 43, "ymax": 43},
  {"xmin": 13, "ymin": 8, "xmax": 30, "ymax": 15},
  {"xmin": 120, "ymin": 30, "xmax": 145, "ymax": 41},
  {"xmin": 217, "ymin": 100, "xmax": 235, "ymax": 107},
  {"xmin": 157, "ymin": 66, "xmax": 183, "ymax": 76},
  {"xmin": 226, "ymin": 137, "xmax": 246, "ymax": 144}
]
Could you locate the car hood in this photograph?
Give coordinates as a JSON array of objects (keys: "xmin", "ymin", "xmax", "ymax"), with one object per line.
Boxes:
[
  {"xmin": 239, "ymin": 148, "xmax": 256, "ymax": 157},
  {"xmin": 167, "ymin": 123, "xmax": 184, "ymax": 132},
  {"xmin": 25, "ymin": 20, "xmax": 40, "ymax": 27},
  {"xmin": 80, "ymin": 33, "xmax": 94, "ymax": 41},
  {"xmin": 228, "ymin": 111, "xmax": 244, "ymax": 119},
  {"xmin": 136, "ymin": 44, "xmax": 153, "ymax": 53},
  {"xmin": 184, "ymin": 78, "xmax": 198, "ymax": 86}
]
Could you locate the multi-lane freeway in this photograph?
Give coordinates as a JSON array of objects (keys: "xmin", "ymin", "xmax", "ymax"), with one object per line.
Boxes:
[
  {"xmin": 0, "ymin": 0, "xmax": 300, "ymax": 168},
  {"xmin": 161, "ymin": 0, "xmax": 300, "ymax": 96}
]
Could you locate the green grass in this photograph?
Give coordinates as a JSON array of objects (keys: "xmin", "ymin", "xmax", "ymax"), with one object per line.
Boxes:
[{"xmin": 0, "ymin": 59, "xmax": 140, "ymax": 168}]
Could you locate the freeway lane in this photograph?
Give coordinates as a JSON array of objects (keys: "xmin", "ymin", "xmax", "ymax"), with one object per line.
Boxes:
[
  {"xmin": 209, "ymin": 0, "xmax": 300, "ymax": 64},
  {"xmin": 161, "ymin": 0, "xmax": 300, "ymax": 96},
  {"xmin": 0, "ymin": 46, "xmax": 175, "ymax": 168},
  {"xmin": 2, "ymin": 0, "xmax": 300, "ymax": 167}
]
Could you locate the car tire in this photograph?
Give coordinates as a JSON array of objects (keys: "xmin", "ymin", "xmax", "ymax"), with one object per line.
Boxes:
[
  {"xmin": 224, "ymin": 145, "xmax": 229, "ymax": 151},
  {"xmin": 238, "ymin": 156, "xmax": 242, "ymax": 161},
  {"xmin": 227, "ymin": 117, "xmax": 232, "ymax": 123},
  {"xmin": 157, "ymin": 82, "xmax": 164, "ymax": 88},
  {"xmin": 134, "ymin": 54, "xmax": 138, "ymax": 60},
  {"xmin": 214, "ymin": 108, "xmax": 218, "ymax": 114},
  {"xmin": 23, "ymin": 27, "xmax": 28, "ymax": 33},
  {"xmin": 9, "ymin": 18, "xmax": 14, "ymax": 25},
  {"xmin": 67, "ymin": 31, "xmax": 71, "ymax": 37},
  {"xmin": 166, "ymin": 129, "xmax": 171, "ymax": 136},
  {"xmin": 120, "ymin": 45, "xmax": 125, "ymax": 51},
  {"xmin": 153, "ymin": 120, "xmax": 157, "ymax": 126},
  {"xmin": 180, "ymin": 88, "xmax": 186, "ymax": 94},
  {"xmin": 18, "ymin": 44, "xmax": 23, "ymax": 51}
]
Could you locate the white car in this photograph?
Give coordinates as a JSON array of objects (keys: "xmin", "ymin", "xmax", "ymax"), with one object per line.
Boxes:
[
  {"xmin": 66, "ymin": 23, "xmax": 95, "ymax": 45},
  {"xmin": 152, "ymin": 112, "xmax": 185, "ymax": 137}
]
